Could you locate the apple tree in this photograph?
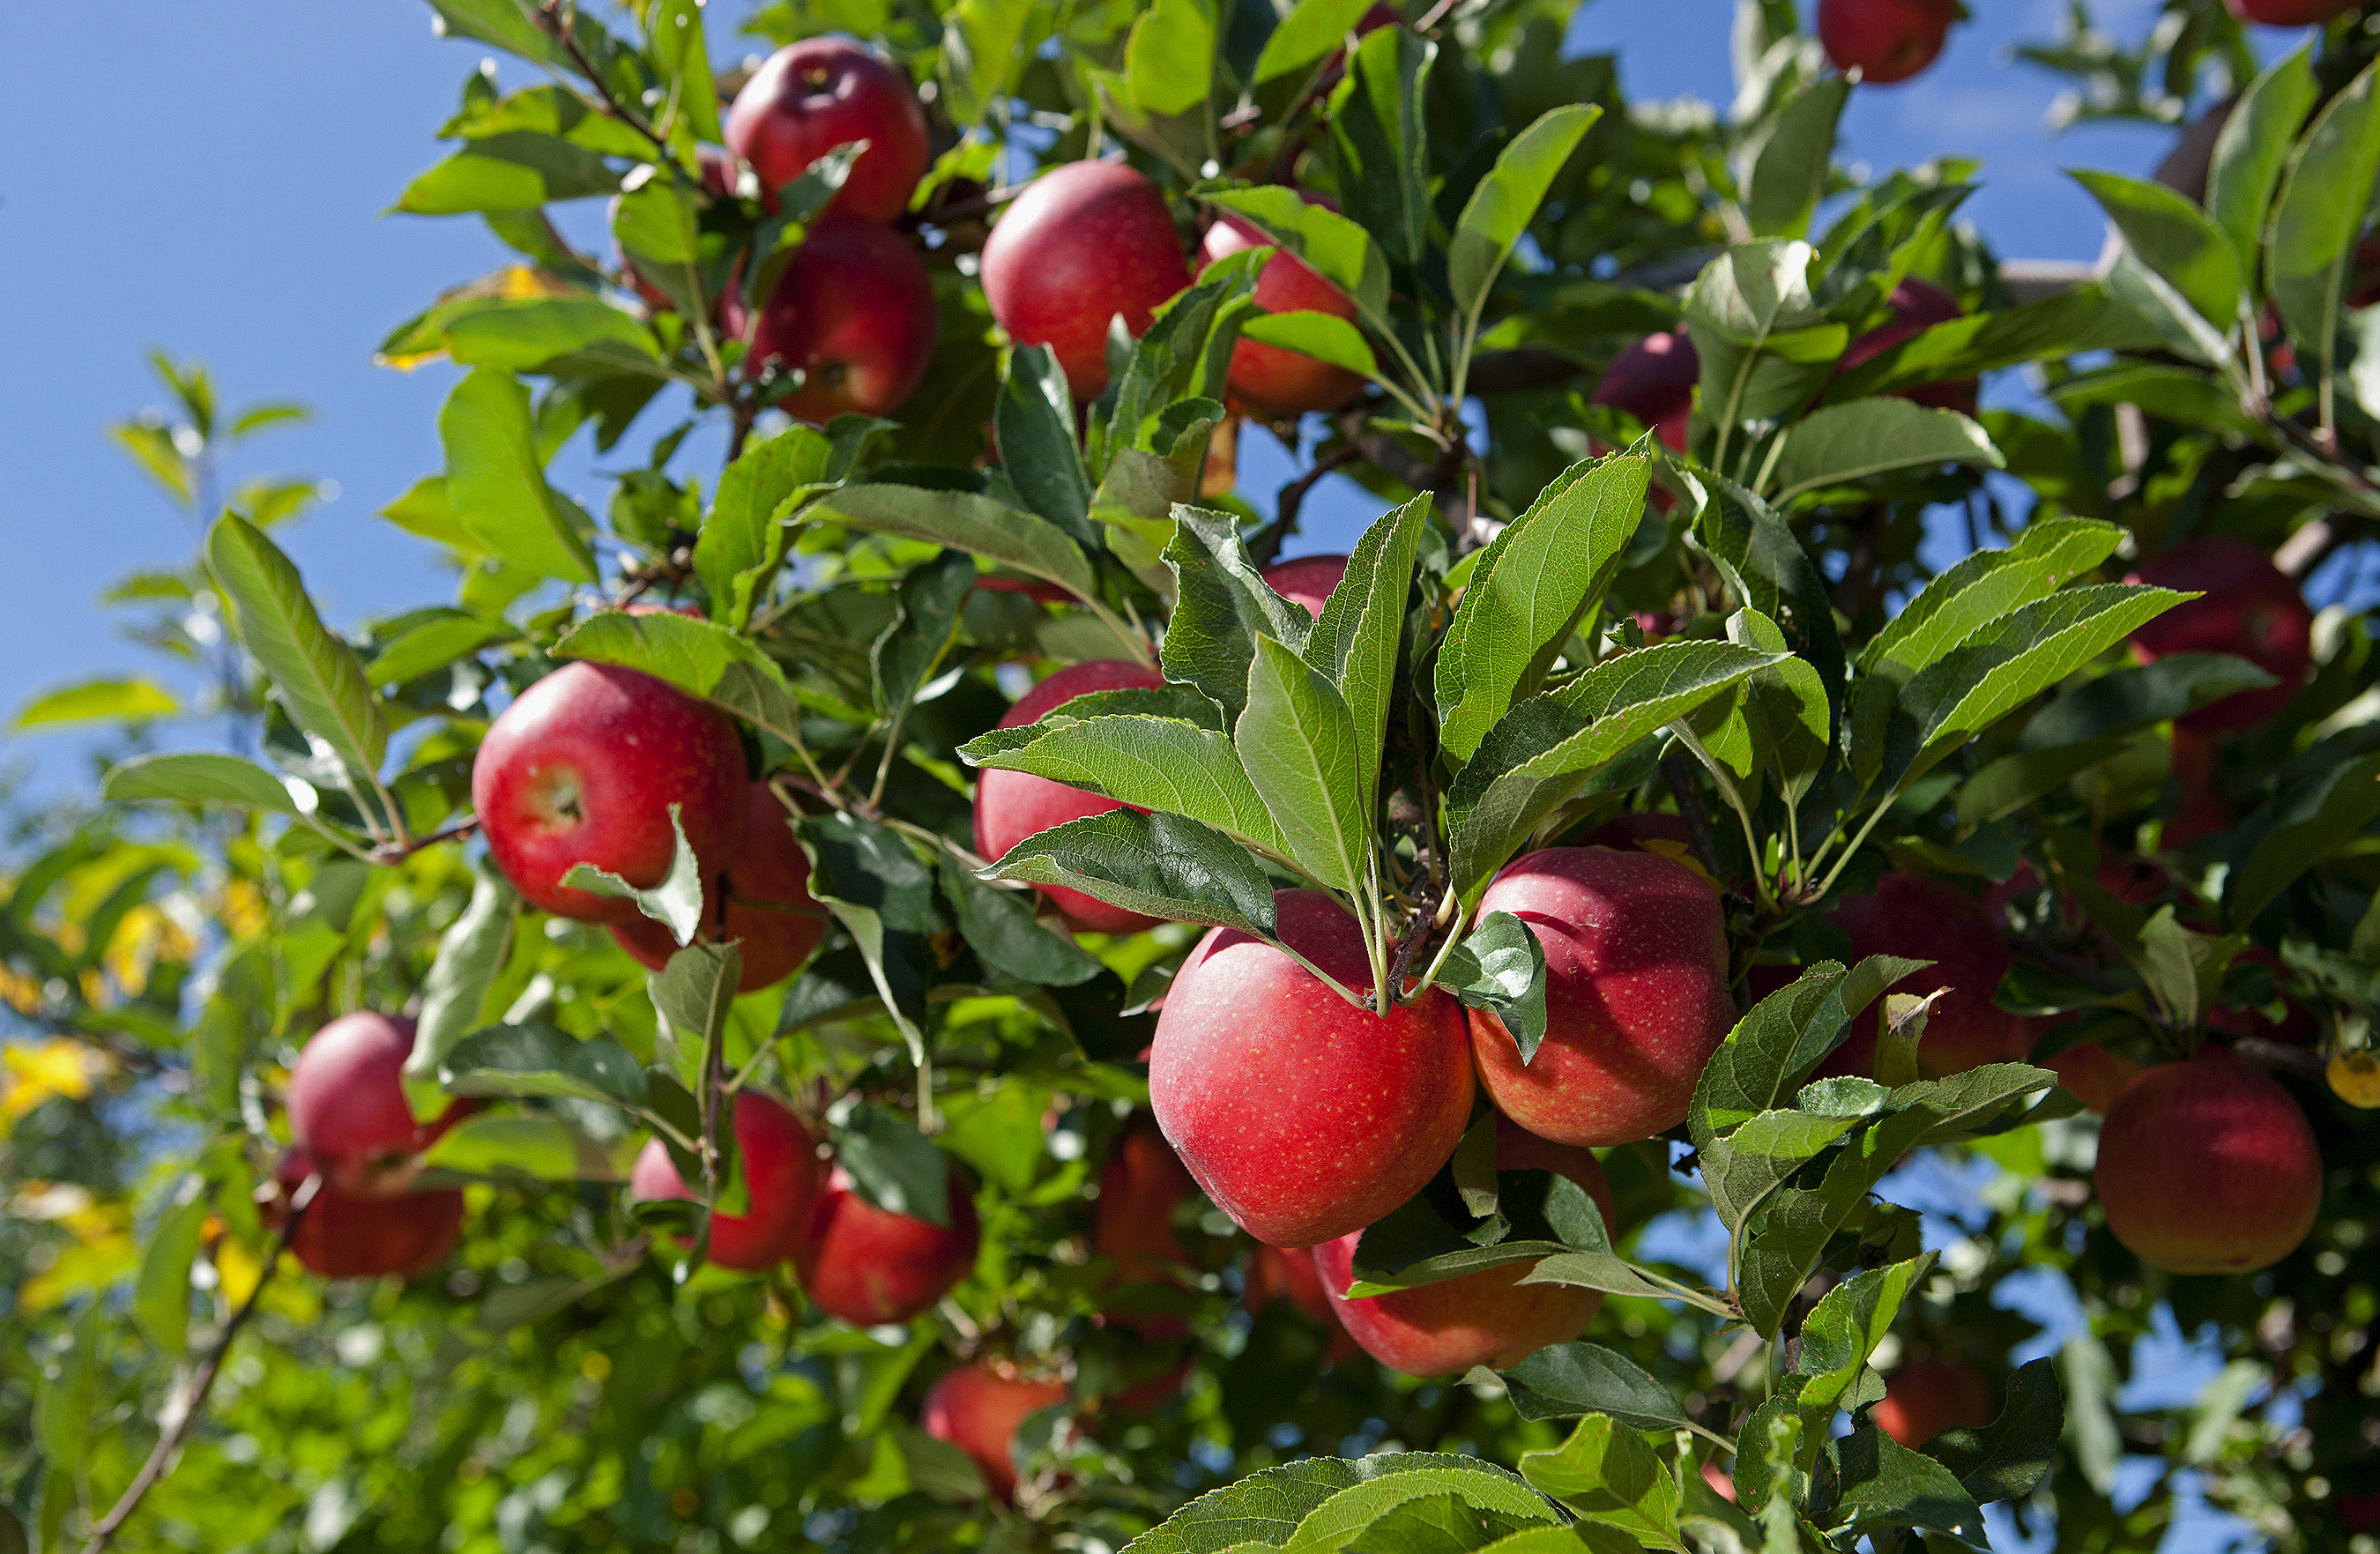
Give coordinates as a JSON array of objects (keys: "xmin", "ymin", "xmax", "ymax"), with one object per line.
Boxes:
[{"xmin": 5, "ymin": 0, "xmax": 2379, "ymax": 1550}]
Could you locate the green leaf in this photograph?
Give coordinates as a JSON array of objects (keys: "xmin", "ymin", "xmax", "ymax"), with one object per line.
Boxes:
[
  {"xmin": 1685, "ymin": 241, "xmax": 1847, "ymax": 430},
  {"xmin": 1306, "ymin": 494, "xmax": 1428, "ymax": 819},
  {"xmin": 939, "ymin": 845, "xmax": 1108, "ymax": 987},
  {"xmin": 1447, "ymin": 105, "xmax": 1601, "ymax": 324},
  {"xmin": 1692, "ymin": 473, "xmax": 1844, "ymax": 735},
  {"xmin": 646, "ymin": 0, "xmax": 719, "ymax": 142},
  {"xmin": 1828, "ymin": 1426, "xmax": 1987, "ymax": 1545},
  {"xmin": 941, "ymin": 0, "xmax": 1039, "ymax": 123},
  {"xmin": 394, "ymin": 131, "xmax": 621, "ymax": 213},
  {"xmin": 442, "ymin": 297, "xmax": 663, "ymax": 374},
  {"xmin": 1792, "ymin": 1253, "xmax": 1938, "ymax": 1415},
  {"xmin": 104, "ymin": 751, "xmax": 302, "ymax": 814},
  {"xmin": 366, "ymin": 612, "xmax": 513, "ymax": 686},
  {"xmin": 1200, "ymin": 185, "xmax": 1392, "ymax": 321},
  {"xmin": 962, "ymin": 714, "xmax": 1290, "ymax": 856},
  {"xmin": 1688, "ymin": 960, "xmax": 1925, "ymax": 1147},
  {"xmin": 133, "ymin": 1180, "xmax": 211, "ymax": 1359},
  {"xmin": 1164, "ymin": 506, "xmax": 1311, "ymax": 724},
  {"xmin": 1745, "ymin": 75, "xmax": 1849, "ymax": 241},
  {"xmin": 561, "ymin": 804, "xmax": 706, "ymax": 944},
  {"xmin": 1766, "ymin": 399, "xmax": 2001, "ymax": 504},
  {"xmin": 2049, "ymin": 362, "xmax": 2266, "ymax": 442},
  {"xmin": 2228, "ymin": 749, "xmax": 2380, "ymax": 926},
  {"xmin": 405, "ymin": 863, "xmax": 518, "ymax": 1119},
  {"xmin": 1125, "ymin": 0, "xmax": 1216, "ymax": 118},
  {"xmin": 554, "ymin": 610, "xmax": 811, "ymax": 743},
  {"xmin": 2015, "ymin": 652, "xmax": 2276, "ymax": 753},
  {"xmin": 836, "ymin": 1102, "xmax": 953, "ymax": 1227},
  {"xmin": 1698, "ymin": 1105, "xmax": 1869, "ymax": 1233},
  {"xmin": 810, "ymin": 483, "xmax": 1096, "ymax": 603},
  {"xmin": 1237, "ymin": 636, "xmax": 1372, "ymax": 897},
  {"xmin": 2209, "ymin": 46, "xmax": 2320, "ymax": 283},
  {"xmin": 1329, "ymin": 27, "xmax": 1436, "ymax": 268},
  {"xmin": 1860, "ymin": 517, "xmax": 2123, "ymax": 680},
  {"xmin": 1821, "ymin": 284, "xmax": 2168, "ymax": 404},
  {"xmin": 1279, "ymin": 1468, "xmax": 1559, "ymax": 1552},
  {"xmin": 436, "ymin": 1022, "xmax": 650, "ymax": 1108},
  {"xmin": 1499, "ymin": 1343, "xmax": 1694, "ymax": 1433},
  {"xmin": 2071, "ymin": 169, "xmax": 2245, "ymax": 333},
  {"xmin": 11, "ymin": 677, "xmax": 178, "ymax": 730},
  {"xmin": 873, "ymin": 551, "xmax": 977, "ymax": 717},
  {"xmin": 1519, "ymin": 1414, "xmax": 1685, "ymax": 1553},
  {"xmin": 1239, "ymin": 311, "xmax": 1380, "ymax": 376},
  {"xmin": 996, "ymin": 346, "xmax": 1100, "ymax": 554},
  {"xmin": 1436, "ymin": 455, "xmax": 1651, "ymax": 762},
  {"xmin": 440, "ymin": 368, "xmax": 600, "ymax": 584},
  {"xmin": 1253, "ymin": 0, "xmax": 1373, "ymax": 83},
  {"xmin": 1926, "ymin": 1357, "xmax": 2064, "ymax": 1506},
  {"xmin": 804, "ymin": 814, "xmax": 943, "ymax": 1059},
  {"xmin": 381, "ymin": 474, "xmax": 480, "ymax": 554},
  {"xmin": 2268, "ymin": 59, "xmax": 2380, "ymax": 390},
  {"xmin": 205, "ymin": 512, "xmax": 390, "ymax": 778},
  {"xmin": 1437, "ymin": 911, "xmax": 1548, "ymax": 1060},
  {"xmin": 1127, "ymin": 1454, "xmax": 1535, "ymax": 1554},
  {"xmin": 648, "ymin": 941, "xmax": 745, "ymax": 1096},
  {"xmin": 36, "ymin": 1303, "xmax": 100, "ymax": 1478},
  {"xmin": 978, "ymin": 809, "xmax": 1280, "ymax": 937},
  {"xmin": 422, "ymin": 1112, "xmax": 623, "ymax": 1181},
  {"xmin": 108, "ymin": 420, "xmax": 194, "ymax": 505}
]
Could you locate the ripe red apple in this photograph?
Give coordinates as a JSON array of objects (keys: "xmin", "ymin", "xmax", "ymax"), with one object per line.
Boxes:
[
  {"xmin": 1817, "ymin": 0, "xmax": 1957, "ymax": 85},
  {"xmin": 1582, "ymin": 812, "xmax": 1697, "ymax": 858},
  {"xmin": 612, "ymin": 781, "xmax": 829, "ymax": 992},
  {"xmin": 274, "ymin": 1149, "xmax": 464, "ymax": 1281},
  {"xmin": 921, "ymin": 1362, "xmax": 1069, "ymax": 1502},
  {"xmin": 794, "ymin": 1162, "xmax": 982, "ymax": 1323},
  {"xmin": 1313, "ymin": 1115, "xmax": 1616, "ymax": 1375},
  {"xmin": 1149, "ymin": 889, "xmax": 1474, "ymax": 1247},
  {"xmin": 748, "ymin": 219, "xmax": 938, "ymax": 423},
  {"xmin": 1872, "ymin": 1357, "xmax": 1996, "ymax": 1446},
  {"xmin": 724, "ymin": 38, "xmax": 930, "ymax": 224},
  {"xmin": 1468, "ymin": 848, "xmax": 1735, "ymax": 1148},
  {"xmin": 1261, "ymin": 554, "xmax": 1350, "ymax": 618},
  {"xmin": 2127, "ymin": 539, "xmax": 2313, "ymax": 732},
  {"xmin": 628, "ymin": 1090, "xmax": 822, "ymax": 1272},
  {"xmin": 2094, "ymin": 1058, "xmax": 2323, "ymax": 1274},
  {"xmin": 980, "ymin": 161, "xmax": 1192, "ymax": 398},
  {"xmin": 1094, "ymin": 1112, "xmax": 1198, "ymax": 1339},
  {"xmin": 1818, "ymin": 872, "xmax": 2025, "ymax": 1081},
  {"xmin": 286, "ymin": 1012, "xmax": 431, "ymax": 1200},
  {"xmin": 1839, "ymin": 278, "xmax": 1975, "ymax": 411},
  {"xmin": 1201, "ymin": 206, "xmax": 1365, "ymax": 419},
  {"xmin": 472, "ymin": 662, "xmax": 750, "ymax": 923},
  {"xmin": 971, "ymin": 658, "xmax": 1168, "ymax": 934},
  {"xmin": 1589, "ymin": 328, "xmax": 1699, "ymax": 452},
  {"xmin": 2223, "ymin": 0, "xmax": 2359, "ymax": 24}
]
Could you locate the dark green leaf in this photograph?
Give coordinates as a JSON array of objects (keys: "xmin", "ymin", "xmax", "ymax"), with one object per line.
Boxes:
[
  {"xmin": 1165, "ymin": 507, "xmax": 1311, "ymax": 724},
  {"xmin": 2268, "ymin": 59, "xmax": 2380, "ymax": 388},
  {"xmin": 962, "ymin": 713, "xmax": 1289, "ymax": 855},
  {"xmin": 1238, "ymin": 635, "xmax": 1372, "ymax": 896},
  {"xmin": 2228, "ymin": 749, "xmax": 2380, "ymax": 926},
  {"xmin": 804, "ymin": 813, "xmax": 943, "ymax": 1056},
  {"xmin": 873, "ymin": 551, "xmax": 977, "ymax": 716},
  {"xmin": 1925, "ymin": 1357, "xmax": 2064, "ymax": 1505},
  {"xmin": 1518, "ymin": 1413, "xmax": 1685, "ymax": 1552},
  {"xmin": 694, "ymin": 423, "xmax": 839, "ymax": 632},
  {"xmin": 1438, "ymin": 911, "xmax": 1548, "ymax": 1060},
  {"xmin": 996, "ymin": 345, "xmax": 1100, "ymax": 554},
  {"xmin": 836, "ymin": 1102, "xmax": 953, "ymax": 1228},
  {"xmin": 2208, "ymin": 45, "xmax": 2319, "ymax": 281},
  {"xmin": 981, "ymin": 809, "xmax": 1280, "ymax": 937},
  {"xmin": 1499, "ymin": 1343, "xmax": 1693, "ymax": 1433},
  {"xmin": 1685, "ymin": 242, "xmax": 1847, "ymax": 429},
  {"xmin": 1448, "ymin": 105, "xmax": 1601, "ymax": 323},
  {"xmin": 1329, "ymin": 27, "xmax": 1436, "ymax": 267},
  {"xmin": 405, "ymin": 863, "xmax": 518, "ymax": 1115},
  {"xmin": 1766, "ymin": 399, "xmax": 2000, "ymax": 504},
  {"xmin": 2071, "ymin": 169, "xmax": 2244, "ymax": 332},
  {"xmin": 1793, "ymin": 1253, "xmax": 1937, "ymax": 1415},
  {"xmin": 554, "ymin": 610, "xmax": 811, "ymax": 744},
  {"xmin": 647, "ymin": 941, "xmax": 744, "ymax": 1095},
  {"xmin": 1126, "ymin": 1454, "xmax": 1536, "ymax": 1554},
  {"xmin": 1306, "ymin": 494, "xmax": 1428, "ymax": 818},
  {"xmin": 939, "ymin": 845, "xmax": 1107, "ymax": 986},
  {"xmin": 437, "ymin": 1022, "xmax": 650, "ymax": 1108},
  {"xmin": 1829, "ymin": 1426, "xmax": 1987, "ymax": 1544},
  {"xmin": 1746, "ymin": 76, "xmax": 1849, "ymax": 241},
  {"xmin": 811, "ymin": 483, "xmax": 1096, "ymax": 602}
]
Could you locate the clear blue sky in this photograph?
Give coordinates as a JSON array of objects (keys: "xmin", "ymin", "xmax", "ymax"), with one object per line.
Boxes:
[{"xmin": 0, "ymin": 0, "xmax": 2275, "ymax": 804}]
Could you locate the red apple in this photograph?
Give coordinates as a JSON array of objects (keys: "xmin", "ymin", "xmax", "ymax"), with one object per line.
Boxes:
[
  {"xmin": 1582, "ymin": 812, "xmax": 1697, "ymax": 858},
  {"xmin": 1313, "ymin": 1115, "xmax": 1616, "ymax": 1375},
  {"xmin": 2223, "ymin": 0, "xmax": 2359, "ymax": 24},
  {"xmin": 971, "ymin": 658, "xmax": 1168, "ymax": 934},
  {"xmin": 2034, "ymin": 1030, "xmax": 2144, "ymax": 1114},
  {"xmin": 1818, "ymin": 872, "xmax": 2025, "ymax": 1081},
  {"xmin": 1149, "ymin": 889, "xmax": 1474, "ymax": 1247},
  {"xmin": 1839, "ymin": 278, "xmax": 1975, "ymax": 412},
  {"xmin": 274, "ymin": 1149, "xmax": 464, "ymax": 1281},
  {"xmin": 628, "ymin": 1090, "xmax": 822, "ymax": 1273},
  {"xmin": 1201, "ymin": 206, "xmax": 1365, "ymax": 419},
  {"xmin": 1094, "ymin": 1112, "xmax": 1198, "ymax": 1339},
  {"xmin": 2094, "ymin": 1058, "xmax": 2323, "ymax": 1274},
  {"xmin": 724, "ymin": 38, "xmax": 930, "ymax": 225},
  {"xmin": 2127, "ymin": 539, "xmax": 2313, "ymax": 732},
  {"xmin": 1872, "ymin": 1357, "xmax": 1996, "ymax": 1446},
  {"xmin": 611, "ymin": 781, "xmax": 829, "ymax": 993},
  {"xmin": 794, "ymin": 1162, "xmax": 981, "ymax": 1323},
  {"xmin": 472, "ymin": 662, "xmax": 750, "ymax": 923},
  {"xmin": 1468, "ymin": 848, "xmax": 1735, "ymax": 1148},
  {"xmin": 980, "ymin": 161, "xmax": 1192, "ymax": 398},
  {"xmin": 748, "ymin": 219, "xmax": 938, "ymax": 423},
  {"xmin": 1261, "ymin": 554, "xmax": 1350, "ymax": 619},
  {"xmin": 1589, "ymin": 328, "xmax": 1698, "ymax": 452},
  {"xmin": 1818, "ymin": 0, "xmax": 1957, "ymax": 85},
  {"xmin": 286, "ymin": 1012, "xmax": 431, "ymax": 1200},
  {"xmin": 921, "ymin": 1362, "xmax": 1069, "ymax": 1502}
]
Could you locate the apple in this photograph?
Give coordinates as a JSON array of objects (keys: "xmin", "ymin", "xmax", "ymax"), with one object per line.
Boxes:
[
  {"xmin": 1583, "ymin": 811, "xmax": 1698, "ymax": 859},
  {"xmin": 1200, "ymin": 206, "xmax": 1365, "ymax": 418},
  {"xmin": 2094, "ymin": 1058, "xmax": 2323, "ymax": 1274},
  {"xmin": 1871, "ymin": 1357, "xmax": 1996, "ymax": 1447},
  {"xmin": 980, "ymin": 161, "xmax": 1192, "ymax": 398},
  {"xmin": 286, "ymin": 1012, "xmax": 432, "ymax": 1200},
  {"xmin": 1312, "ymin": 1114, "xmax": 1616, "ymax": 1375},
  {"xmin": 921, "ymin": 1362, "xmax": 1069, "ymax": 1502},
  {"xmin": 2127, "ymin": 538, "xmax": 2313, "ymax": 732},
  {"xmin": 1817, "ymin": 0, "xmax": 1957, "ymax": 85},
  {"xmin": 1149, "ymin": 889, "xmax": 1474, "ymax": 1247},
  {"xmin": 1468, "ymin": 847, "xmax": 1736, "ymax": 1148},
  {"xmin": 1094, "ymin": 1112, "xmax": 1198, "ymax": 1339},
  {"xmin": 274, "ymin": 1149, "xmax": 464, "ymax": 1282},
  {"xmin": 2223, "ymin": 0, "xmax": 2358, "ymax": 24},
  {"xmin": 971, "ymin": 658, "xmax": 1168, "ymax": 934},
  {"xmin": 1818, "ymin": 872, "xmax": 2025, "ymax": 1081},
  {"xmin": 612, "ymin": 781, "xmax": 829, "ymax": 993},
  {"xmin": 1261, "ymin": 554, "xmax": 1350, "ymax": 619},
  {"xmin": 1839, "ymin": 278, "xmax": 1975, "ymax": 412},
  {"xmin": 794, "ymin": 1162, "xmax": 982, "ymax": 1323},
  {"xmin": 2032, "ymin": 1029, "xmax": 2144, "ymax": 1114},
  {"xmin": 1589, "ymin": 328, "xmax": 1699, "ymax": 453},
  {"xmin": 747, "ymin": 219, "xmax": 938, "ymax": 423},
  {"xmin": 628, "ymin": 1090, "xmax": 822, "ymax": 1273},
  {"xmin": 472, "ymin": 662, "xmax": 750, "ymax": 923},
  {"xmin": 724, "ymin": 38, "xmax": 930, "ymax": 225}
]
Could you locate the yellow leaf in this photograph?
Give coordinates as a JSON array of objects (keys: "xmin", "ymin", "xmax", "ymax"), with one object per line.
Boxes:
[
  {"xmin": 0, "ymin": 963, "xmax": 43, "ymax": 1015},
  {"xmin": 2329, "ymin": 1051, "xmax": 2380, "ymax": 1109},
  {"xmin": 215, "ymin": 1238, "xmax": 265, "ymax": 1307},
  {"xmin": 19, "ymin": 1232, "xmax": 138, "ymax": 1311},
  {"xmin": 4, "ymin": 1040, "xmax": 105, "ymax": 1121}
]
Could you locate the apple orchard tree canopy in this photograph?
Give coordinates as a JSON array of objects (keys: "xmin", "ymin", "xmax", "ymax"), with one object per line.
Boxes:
[{"xmin": 7, "ymin": 0, "xmax": 2380, "ymax": 1551}]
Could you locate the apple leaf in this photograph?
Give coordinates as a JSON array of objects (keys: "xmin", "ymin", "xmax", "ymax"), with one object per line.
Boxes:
[
  {"xmin": 961, "ymin": 712, "xmax": 1290, "ymax": 857},
  {"xmin": 1687, "ymin": 959, "xmax": 1927, "ymax": 1149},
  {"xmin": 205, "ymin": 512, "xmax": 391, "ymax": 781},
  {"xmin": 12, "ymin": 676, "xmax": 178, "ymax": 731},
  {"xmin": 132, "ymin": 1183, "xmax": 210, "ymax": 1360},
  {"xmin": 1766, "ymin": 398, "xmax": 2002, "ymax": 505},
  {"xmin": 937, "ymin": 845, "xmax": 1107, "ymax": 988},
  {"xmin": 2207, "ymin": 44, "xmax": 2319, "ymax": 282},
  {"xmin": 2071, "ymin": 169, "xmax": 2244, "ymax": 337},
  {"xmin": 438, "ymin": 368, "xmax": 601, "ymax": 584},
  {"xmin": 2267, "ymin": 57, "xmax": 2380, "ymax": 390},
  {"xmin": 1253, "ymin": 0, "xmax": 1372, "ymax": 83},
  {"xmin": 554, "ymin": 609, "xmax": 811, "ymax": 745},
  {"xmin": 1198, "ymin": 184, "xmax": 1392, "ymax": 323},
  {"xmin": 1237, "ymin": 636, "xmax": 1372, "ymax": 898},
  {"xmin": 1498, "ymin": 1343, "xmax": 1694, "ymax": 1434},
  {"xmin": 693, "ymin": 422, "xmax": 839, "ymax": 633},
  {"xmin": 1434, "ymin": 911, "xmax": 1548, "ymax": 1061},
  {"xmin": 645, "ymin": 0, "xmax": 718, "ymax": 143},
  {"xmin": 102, "ymin": 751, "xmax": 304, "ymax": 814},
  {"xmin": 440, "ymin": 297, "xmax": 664, "ymax": 376},
  {"xmin": 1860, "ymin": 517, "xmax": 2123, "ymax": 683},
  {"xmin": 803, "ymin": 814, "xmax": 945, "ymax": 1062},
  {"xmin": 808, "ymin": 483, "xmax": 1096, "ymax": 603},
  {"xmin": 394, "ymin": 131, "xmax": 621, "ymax": 214},
  {"xmin": 1791, "ymin": 1253, "xmax": 1938, "ymax": 1417},
  {"xmin": 1820, "ymin": 282, "xmax": 2168, "ymax": 404},
  {"xmin": 1518, "ymin": 1412, "xmax": 1685, "ymax": 1553},
  {"xmin": 1435, "ymin": 453, "xmax": 1650, "ymax": 762},
  {"xmin": 835, "ymin": 1102, "xmax": 953, "ymax": 1229},
  {"xmin": 1278, "ymin": 1465, "xmax": 1560, "ymax": 1551},
  {"xmin": 1127, "ymin": 1454, "xmax": 1534, "ymax": 1554},
  {"xmin": 1745, "ymin": 75, "xmax": 1848, "ymax": 242},
  {"xmin": 405, "ymin": 863, "xmax": 519, "ymax": 1120},
  {"xmin": 1683, "ymin": 240, "xmax": 1847, "ymax": 431},
  {"xmin": 1163, "ymin": 504, "xmax": 1312, "ymax": 725},
  {"xmin": 1104, "ymin": 264, "xmax": 1255, "ymax": 461},
  {"xmin": 1925, "ymin": 1357, "xmax": 2065, "ymax": 1506},
  {"xmin": 422, "ymin": 1112, "xmax": 626, "ymax": 1182},
  {"xmin": 2228, "ymin": 748, "xmax": 2380, "ymax": 927},
  {"xmin": 1238, "ymin": 311, "xmax": 1379, "ymax": 376},
  {"xmin": 872, "ymin": 550, "xmax": 976, "ymax": 717},
  {"xmin": 995, "ymin": 345, "xmax": 1099, "ymax": 554},
  {"xmin": 1827, "ymin": 1425, "xmax": 1988, "ymax": 1545},
  {"xmin": 978, "ymin": 809, "xmax": 1279, "ymax": 937},
  {"xmin": 647, "ymin": 941, "xmax": 744, "ymax": 1098},
  {"xmin": 561, "ymin": 804, "xmax": 706, "ymax": 947},
  {"xmin": 1693, "ymin": 472, "xmax": 1844, "ymax": 736},
  {"xmin": 366, "ymin": 611, "xmax": 515, "ymax": 687},
  {"xmin": 775, "ymin": 946, "xmax": 883, "ymax": 1036},
  {"xmin": 435, "ymin": 1022, "xmax": 649, "ymax": 1110},
  {"xmin": 1447, "ymin": 103, "xmax": 1600, "ymax": 326},
  {"xmin": 2049, "ymin": 362, "xmax": 2267, "ymax": 442},
  {"xmin": 1123, "ymin": 0, "xmax": 1214, "ymax": 118},
  {"xmin": 1306, "ymin": 493, "xmax": 1429, "ymax": 818}
]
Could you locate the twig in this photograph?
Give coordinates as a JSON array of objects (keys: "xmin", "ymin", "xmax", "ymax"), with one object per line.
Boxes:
[
  {"xmin": 79, "ymin": 1178, "xmax": 314, "ymax": 1554},
  {"xmin": 2229, "ymin": 1035, "xmax": 2330, "ymax": 1078},
  {"xmin": 369, "ymin": 820, "xmax": 480, "ymax": 865},
  {"xmin": 1253, "ymin": 442, "xmax": 1366, "ymax": 566},
  {"xmin": 533, "ymin": 3, "xmax": 671, "ymax": 157}
]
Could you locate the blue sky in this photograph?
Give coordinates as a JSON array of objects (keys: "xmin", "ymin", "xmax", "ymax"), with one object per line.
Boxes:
[{"xmin": 0, "ymin": 0, "xmax": 2284, "ymax": 804}]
